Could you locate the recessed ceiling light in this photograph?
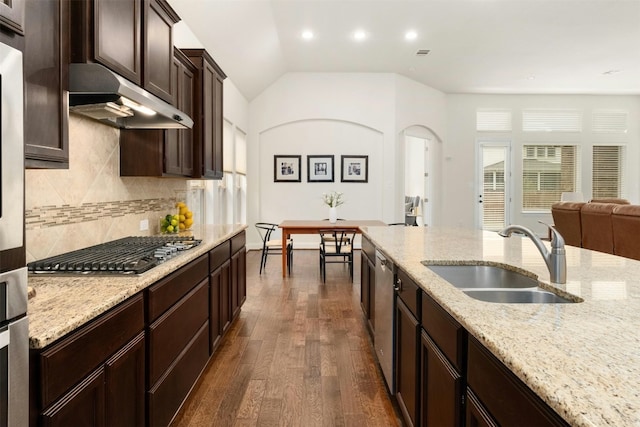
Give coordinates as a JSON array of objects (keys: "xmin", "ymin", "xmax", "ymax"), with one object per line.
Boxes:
[
  {"xmin": 405, "ymin": 30, "xmax": 417, "ymax": 41},
  {"xmin": 353, "ymin": 29, "xmax": 367, "ymax": 41},
  {"xmin": 301, "ymin": 30, "xmax": 314, "ymax": 40}
]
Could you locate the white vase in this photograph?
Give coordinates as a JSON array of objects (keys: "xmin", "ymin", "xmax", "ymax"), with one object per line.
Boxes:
[{"xmin": 329, "ymin": 206, "xmax": 338, "ymax": 223}]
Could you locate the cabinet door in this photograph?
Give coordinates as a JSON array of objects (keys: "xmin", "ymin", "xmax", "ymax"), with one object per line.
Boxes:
[
  {"xmin": 396, "ymin": 299, "xmax": 420, "ymax": 427},
  {"xmin": 24, "ymin": 0, "xmax": 69, "ymax": 168},
  {"xmin": 465, "ymin": 389, "xmax": 498, "ymax": 427},
  {"xmin": 219, "ymin": 261, "xmax": 232, "ymax": 335},
  {"xmin": 105, "ymin": 332, "xmax": 145, "ymax": 427},
  {"xmin": 231, "ymin": 249, "xmax": 245, "ymax": 319},
  {"xmin": 210, "ymin": 265, "xmax": 223, "ymax": 352},
  {"xmin": 421, "ymin": 331, "xmax": 463, "ymax": 427},
  {"xmin": 0, "ymin": 0, "xmax": 24, "ymax": 34},
  {"xmin": 94, "ymin": 0, "xmax": 142, "ymax": 84},
  {"xmin": 41, "ymin": 369, "xmax": 106, "ymax": 427},
  {"xmin": 164, "ymin": 55, "xmax": 182, "ymax": 175},
  {"xmin": 360, "ymin": 252, "xmax": 370, "ymax": 318},
  {"xmin": 178, "ymin": 58, "xmax": 195, "ymax": 176},
  {"xmin": 143, "ymin": 0, "xmax": 176, "ymax": 102}
]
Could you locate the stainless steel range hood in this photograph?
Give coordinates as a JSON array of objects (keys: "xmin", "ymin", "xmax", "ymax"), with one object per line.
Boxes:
[{"xmin": 69, "ymin": 63, "xmax": 193, "ymax": 129}]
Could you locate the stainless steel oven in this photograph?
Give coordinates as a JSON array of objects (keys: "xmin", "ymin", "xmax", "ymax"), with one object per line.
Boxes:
[{"xmin": 0, "ymin": 40, "xmax": 28, "ymax": 427}]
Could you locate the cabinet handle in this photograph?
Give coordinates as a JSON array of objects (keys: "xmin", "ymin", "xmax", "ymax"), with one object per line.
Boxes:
[{"xmin": 394, "ymin": 278, "xmax": 402, "ymax": 292}]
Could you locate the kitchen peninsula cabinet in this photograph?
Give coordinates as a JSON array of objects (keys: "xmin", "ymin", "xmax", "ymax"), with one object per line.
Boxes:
[
  {"xmin": 360, "ymin": 236, "xmax": 376, "ymax": 334},
  {"xmin": 24, "ymin": 0, "xmax": 69, "ymax": 169},
  {"xmin": 395, "ymin": 268, "xmax": 421, "ymax": 427},
  {"xmin": 209, "ymin": 240, "xmax": 230, "ymax": 351},
  {"xmin": 231, "ymin": 231, "xmax": 247, "ymax": 318},
  {"xmin": 30, "ymin": 295, "xmax": 145, "ymax": 427},
  {"xmin": 182, "ymin": 49, "xmax": 226, "ymax": 179},
  {"xmin": 70, "ymin": 0, "xmax": 179, "ymax": 103}
]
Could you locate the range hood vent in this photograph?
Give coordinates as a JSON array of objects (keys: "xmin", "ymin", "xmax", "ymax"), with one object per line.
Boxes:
[{"xmin": 69, "ymin": 63, "xmax": 193, "ymax": 129}]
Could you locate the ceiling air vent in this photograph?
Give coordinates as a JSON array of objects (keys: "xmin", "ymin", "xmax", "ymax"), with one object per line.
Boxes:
[{"xmin": 416, "ymin": 49, "xmax": 431, "ymax": 56}]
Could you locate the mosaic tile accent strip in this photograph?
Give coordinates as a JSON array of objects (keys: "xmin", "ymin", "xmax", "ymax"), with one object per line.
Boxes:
[{"xmin": 26, "ymin": 199, "xmax": 174, "ymax": 230}]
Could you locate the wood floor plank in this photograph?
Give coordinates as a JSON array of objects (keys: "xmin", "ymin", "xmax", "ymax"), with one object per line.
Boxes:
[{"xmin": 171, "ymin": 250, "xmax": 400, "ymax": 427}]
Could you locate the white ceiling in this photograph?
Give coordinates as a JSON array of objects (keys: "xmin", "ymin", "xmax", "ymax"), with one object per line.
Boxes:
[{"xmin": 168, "ymin": 0, "xmax": 640, "ymax": 101}]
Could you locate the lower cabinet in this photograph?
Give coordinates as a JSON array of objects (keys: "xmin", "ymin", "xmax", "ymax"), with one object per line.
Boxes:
[
  {"xmin": 360, "ymin": 235, "xmax": 375, "ymax": 335},
  {"xmin": 32, "ymin": 295, "xmax": 145, "ymax": 427},
  {"xmin": 395, "ymin": 299, "xmax": 420, "ymax": 427},
  {"xmin": 31, "ymin": 231, "xmax": 248, "ymax": 427}
]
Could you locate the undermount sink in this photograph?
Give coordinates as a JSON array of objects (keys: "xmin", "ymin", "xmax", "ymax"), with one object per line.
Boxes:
[
  {"xmin": 423, "ymin": 263, "xmax": 580, "ymax": 304},
  {"xmin": 463, "ymin": 289, "xmax": 574, "ymax": 304},
  {"xmin": 425, "ymin": 264, "xmax": 538, "ymax": 289}
]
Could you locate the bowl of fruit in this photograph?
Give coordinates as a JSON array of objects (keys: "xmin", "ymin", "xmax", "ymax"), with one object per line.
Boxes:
[{"xmin": 160, "ymin": 201, "xmax": 194, "ymax": 234}]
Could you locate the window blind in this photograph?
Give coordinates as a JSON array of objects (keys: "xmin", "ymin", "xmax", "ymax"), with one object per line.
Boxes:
[
  {"xmin": 522, "ymin": 110, "xmax": 582, "ymax": 132},
  {"xmin": 235, "ymin": 128, "xmax": 247, "ymax": 175},
  {"xmin": 476, "ymin": 109, "xmax": 512, "ymax": 131},
  {"xmin": 592, "ymin": 110, "xmax": 628, "ymax": 133},
  {"xmin": 522, "ymin": 145, "xmax": 579, "ymax": 211},
  {"xmin": 592, "ymin": 145, "xmax": 625, "ymax": 199}
]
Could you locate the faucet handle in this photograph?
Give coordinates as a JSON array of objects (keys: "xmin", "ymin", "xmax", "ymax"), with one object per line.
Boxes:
[{"xmin": 537, "ymin": 220, "xmax": 565, "ymax": 248}]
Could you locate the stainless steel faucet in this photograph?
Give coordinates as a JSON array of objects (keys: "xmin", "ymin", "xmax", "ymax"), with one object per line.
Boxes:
[{"xmin": 498, "ymin": 222, "xmax": 567, "ymax": 284}]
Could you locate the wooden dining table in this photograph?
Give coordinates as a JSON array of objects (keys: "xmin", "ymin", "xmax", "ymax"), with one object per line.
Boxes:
[{"xmin": 278, "ymin": 219, "xmax": 387, "ymax": 277}]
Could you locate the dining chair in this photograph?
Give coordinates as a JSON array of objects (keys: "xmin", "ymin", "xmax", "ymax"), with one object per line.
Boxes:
[
  {"xmin": 318, "ymin": 228, "xmax": 356, "ymax": 282},
  {"xmin": 255, "ymin": 223, "xmax": 293, "ymax": 274}
]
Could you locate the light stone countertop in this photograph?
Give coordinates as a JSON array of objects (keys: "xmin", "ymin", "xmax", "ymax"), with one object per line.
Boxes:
[
  {"xmin": 361, "ymin": 225, "xmax": 640, "ymax": 427},
  {"xmin": 27, "ymin": 224, "xmax": 247, "ymax": 350}
]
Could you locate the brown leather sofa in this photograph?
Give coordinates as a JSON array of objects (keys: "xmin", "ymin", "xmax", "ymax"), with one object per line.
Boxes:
[
  {"xmin": 611, "ymin": 205, "xmax": 640, "ymax": 261},
  {"xmin": 551, "ymin": 200, "xmax": 640, "ymax": 259},
  {"xmin": 551, "ymin": 202, "xmax": 584, "ymax": 247}
]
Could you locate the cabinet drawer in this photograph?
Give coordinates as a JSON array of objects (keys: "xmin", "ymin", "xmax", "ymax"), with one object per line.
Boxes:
[
  {"xmin": 362, "ymin": 236, "xmax": 375, "ymax": 261},
  {"xmin": 148, "ymin": 279, "xmax": 209, "ymax": 386},
  {"xmin": 39, "ymin": 294, "xmax": 144, "ymax": 408},
  {"xmin": 467, "ymin": 337, "xmax": 568, "ymax": 427},
  {"xmin": 209, "ymin": 240, "xmax": 230, "ymax": 272},
  {"xmin": 148, "ymin": 321, "xmax": 210, "ymax": 427},
  {"xmin": 396, "ymin": 268, "xmax": 420, "ymax": 320},
  {"xmin": 422, "ymin": 292, "xmax": 466, "ymax": 371},
  {"xmin": 231, "ymin": 231, "xmax": 246, "ymax": 255},
  {"xmin": 147, "ymin": 254, "xmax": 208, "ymax": 322}
]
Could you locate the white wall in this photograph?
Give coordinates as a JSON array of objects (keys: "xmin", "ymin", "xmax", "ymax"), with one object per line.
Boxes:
[
  {"xmin": 247, "ymin": 72, "xmax": 447, "ymax": 249},
  {"xmin": 445, "ymin": 94, "xmax": 640, "ymax": 235}
]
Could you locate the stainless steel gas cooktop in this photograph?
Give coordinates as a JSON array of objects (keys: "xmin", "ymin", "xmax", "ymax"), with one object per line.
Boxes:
[{"xmin": 27, "ymin": 236, "xmax": 201, "ymax": 275}]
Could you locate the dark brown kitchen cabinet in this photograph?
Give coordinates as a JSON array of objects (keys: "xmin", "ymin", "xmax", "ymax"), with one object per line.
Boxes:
[
  {"xmin": 182, "ymin": 49, "xmax": 226, "ymax": 179},
  {"xmin": 0, "ymin": 0, "xmax": 25, "ymax": 35},
  {"xmin": 210, "ymin": 259, "xmax": 229, "ymax": 351},
  {"xmin": 31, "ymin": 295, "xmax": 145, "ymax": 427},
  {"xmin": 395, "ymin": 268, "xmax": 421, "ymax": 427},
  {"xmin": 231, "ymin": 231, "xmax": 247, "ymax": 319},
  {"xmin": 70, "ymin": 0, "xmax": 179, "ymax": 103},
  {"xmin": 466, "ymin": 336, "xmax": 569, "ymax": 427},
  {"xmin": 120, "ymin": 48, "xmax": 195, "ymax": 177},
  {"xmin": 360, "ymin": 236, "xmax": 376, "ymax": 335},
  {"xmin": 420, "ymin": 291, "xmax": 466, "ymax": 427},
  {"xmin": 24, "ymin": 0, "xmax": 70, "ymax": 168}
]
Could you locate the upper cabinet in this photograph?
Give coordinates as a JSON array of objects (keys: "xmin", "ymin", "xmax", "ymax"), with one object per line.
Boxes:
[
  {"xmin": 70, "ymin": 0, "xmax": 179, "ymax": 104},
  {"xmin": 0, "ymin": 0, "xmax": 25, "ymax": 35},
  {"xmin": 24, "ymin": 0, "xmax": 70, "ymax": 169},
  {"xmin": 182, "ymin": 49, "xmax": 226, "ymax": 179}
]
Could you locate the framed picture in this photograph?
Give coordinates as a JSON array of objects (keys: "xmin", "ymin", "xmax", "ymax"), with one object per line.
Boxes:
[
  {"xmin": 307, "ymin": 155, "xmax": 334, "ymax": 182},
  {"xmin": 274, "ymin": 155, "xmax": 301, "ymax": 182},
  {"xmin": 341, "ymin": 155, "xmax": 368, "ymax": 183}
]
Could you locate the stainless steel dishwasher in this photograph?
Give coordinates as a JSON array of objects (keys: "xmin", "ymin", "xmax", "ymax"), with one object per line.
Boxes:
[{"xmin": 374, "ymin": 250, "xmax": 395, "ymax": 394}]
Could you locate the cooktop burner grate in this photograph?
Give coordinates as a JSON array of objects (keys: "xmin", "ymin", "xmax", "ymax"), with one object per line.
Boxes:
[{"xmin": 28, "ymin": 236, "xmax": 201, "ymax": 275}]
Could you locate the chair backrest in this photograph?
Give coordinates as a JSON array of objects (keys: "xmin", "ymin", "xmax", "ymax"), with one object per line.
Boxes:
[
  {"xmin": 551, "ymin": 202, "xmax": 585, "ymax": 247},
  {"xmin": 612, "ymin": 205, "xmax": 640, "ymax": 260},
  {"xmin": 580, "ymin": 203, "xmax": 616, "ymax": 254},
  {"xmin": 560, "ymin": 192, "xmax": 584, "ymax": 202},
  {"xmin": 255, "ymin": 223, "xmax": 277, "ymax": 246},
  {"xmin": 319, "ymin": 229, "xmax": 356, "ymax": 254}
]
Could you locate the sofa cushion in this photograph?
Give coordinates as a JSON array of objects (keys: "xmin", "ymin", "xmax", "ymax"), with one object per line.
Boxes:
[
  {"xmin": 612, "ymin": 205, "xmax": 640, "ymax": 261},
  {"xmin": 551, "ymin": 202, "xmax": 585, "ymax": 247},
  {"xmin": 580, "ymin": 203, "xmax": 616, "ymax": 254}
]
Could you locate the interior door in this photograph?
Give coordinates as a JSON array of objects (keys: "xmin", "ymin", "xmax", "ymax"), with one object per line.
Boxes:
[{"xmin": 477, "ymin": 141, "xmax": 510, "ymax": 231}]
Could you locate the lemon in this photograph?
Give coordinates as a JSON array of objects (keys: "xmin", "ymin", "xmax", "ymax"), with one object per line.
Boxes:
[
  {"xmin": 166, "ymin": 225, "xmax": 174, "ymax": 232},
  {"xmin": 184, "ymin": 218, "xmax": 194, "ymax": 228},
  {"xmin": 179, "ymin": 223, "xmax": 186, "ymax": 230},
  {"xmin": 185, "ymin": 211, "xmax": 193, "ymax": 219},
  {"xmin": 179, "ymin": 214, "xmax": 186, "ymax": 221},
  {"xmin": 175, "ymin": 201, "xmax": 186, "ymax": 208}
]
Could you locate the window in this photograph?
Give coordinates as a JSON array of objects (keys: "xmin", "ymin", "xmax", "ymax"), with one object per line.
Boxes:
[
  {"xmin": 592, "ymin": 110, "xmax": 628, "ymax": 133},
  {"xmin": 476, "ymin": 109, "xmax": 512, "ymax": 131},
  {"xmin": 523, "ymin": 109, "xmax": 582, "ymax": 132},
  {"xmin": 593, "ymin": 145, "xmax": 625, "ymax": 199},
  {"xmin": 522, "ymin": 145, "xmax": 579, "ymax": 211}
]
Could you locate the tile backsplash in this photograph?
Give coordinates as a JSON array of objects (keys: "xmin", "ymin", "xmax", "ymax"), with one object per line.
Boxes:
[{"xmin": 25, "ymin": 115, "xmax": 191, "ymax": 262}]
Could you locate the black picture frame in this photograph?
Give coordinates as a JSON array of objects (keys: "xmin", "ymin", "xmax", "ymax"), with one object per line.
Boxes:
[
  {"xmin": 274, "ymin": 155, "xmax": 302, "ymax": 182},
  {"xmin": 307, "ymin": 155, "xmax": 335, "ymax": 182},
  {"xmin": 341, "ymin": 155, "xmax": 368, "ymax": 183}
]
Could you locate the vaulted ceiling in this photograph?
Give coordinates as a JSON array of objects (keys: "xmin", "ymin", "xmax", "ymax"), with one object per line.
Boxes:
[{"xmin": 168, "ymin": 0, "xmax": 640, "ymax": 101}]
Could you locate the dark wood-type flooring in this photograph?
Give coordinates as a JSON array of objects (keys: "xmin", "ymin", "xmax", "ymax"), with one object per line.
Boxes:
[{"xmin": 171, "ymin": 249, "xmax": 401, "ymax": 427}]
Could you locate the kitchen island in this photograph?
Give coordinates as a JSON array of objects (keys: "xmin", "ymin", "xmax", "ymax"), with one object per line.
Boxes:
[{"xmin": 361, "ymin": 225, "xmax": 640, "ymax": 427}]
